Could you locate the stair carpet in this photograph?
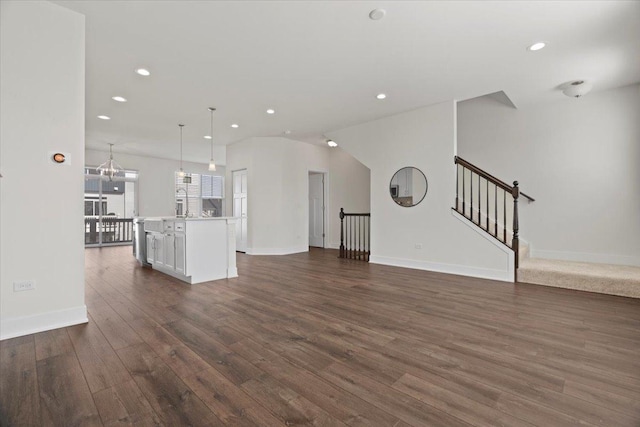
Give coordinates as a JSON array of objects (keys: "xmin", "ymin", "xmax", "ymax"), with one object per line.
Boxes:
[
  {"xmin": 455, "ymin": 206, "xmax": 639, "ymax": 299},
  {"xmin": 518, "ymin": 257, "xmax": 640, "ymax": 299}
]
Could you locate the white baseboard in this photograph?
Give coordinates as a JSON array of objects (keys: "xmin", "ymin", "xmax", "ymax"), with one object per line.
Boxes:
[
  {"xmin": 246, "ymin": 245, "xmax": 308, "ymax": 256},
  {"xmin": 0, "ymin": 305, "xmax": 88, "ymax": 341},
  {"xmin": 326, "ymin": 242, "xmax": 340, "ymax": 250},
  {"xmin": 530, "ymin": 249, "xmax": 640, "ymax": 267},
  {"xmin": 369, "ymin": 255, "xmax": 514, "ymax": 282}
]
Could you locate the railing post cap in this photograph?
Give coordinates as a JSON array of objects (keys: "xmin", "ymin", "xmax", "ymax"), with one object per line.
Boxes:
[{"xmin": 513, "ymin": 181, "xmax": 519, "ymax": 186}]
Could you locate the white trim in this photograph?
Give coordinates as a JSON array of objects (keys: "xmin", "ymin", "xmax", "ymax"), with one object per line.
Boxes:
[
  {"xmin": 326, "ymin": 242, "xmax": 340, "ymax": 250},
  {"xmin": 246, "ymin": 245, "xmax": 308, "ymax": 256},
  {"xmin": 0, "ymin": 305, "xmax": 88, "ymax": 341},
  {"xmin": 530, "ymin": 249, "xmax": 640, "ymax": 267},
  {"xmin": 369, "ymin": 255, "xmax": 513, "ymax": 282}
]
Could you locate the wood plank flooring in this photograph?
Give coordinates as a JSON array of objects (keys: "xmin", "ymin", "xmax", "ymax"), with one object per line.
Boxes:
[{"xmin": 2, "ymin": 246, "xmax": 640, "ymax": 426}]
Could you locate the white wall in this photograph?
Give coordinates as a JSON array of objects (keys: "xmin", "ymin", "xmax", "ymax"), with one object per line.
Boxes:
[
  {"xmin": 457, "ymin": 84, "xmax": 640, "ymax": 266},
  {"xmin": 225, "ymin": 138, "xmax": 371, "ymax": 254},
  {"xmin": 85, "ymin": 149, "xmax": 225, "ymax": 217},
  {"xmin": 1, "ymin": 1, "xmax": 87, "ymax": 339},
  {"xmin": 327, "ymin": 148, "xmax": 371, "ymax": 248},
  {"xmin": 329, "ymin": 101, "xmax": 513, "ymax": 281}
]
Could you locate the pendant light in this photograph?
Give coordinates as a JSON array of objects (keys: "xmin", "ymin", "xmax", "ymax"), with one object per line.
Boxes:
[
  {"xmin": 178, "ymin": 124, "xmax": 185, "ymax": 178},
  {"xmin": 208, "ymin": 107, "xmax": 216, "ymax": 171},
  {"xmin": 96, "ymin": 143, "xmax": 123, "ymax": 181}
]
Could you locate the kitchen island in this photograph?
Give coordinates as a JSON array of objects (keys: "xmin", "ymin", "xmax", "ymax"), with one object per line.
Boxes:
[{"xmin": 141, "ymin": 217, "xmax": 237, "ymax": 284}]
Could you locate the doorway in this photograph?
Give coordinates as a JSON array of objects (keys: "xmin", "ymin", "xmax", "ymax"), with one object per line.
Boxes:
[
  {"xmin": 84, "ymin": 167, "xmax": 138, "ymax": 247},
  {"xmin": 308, "ymin": 172, "xmax": 326, "ymax": 248},
  {"xmin": 233, "ymin": 169, "xmax": 248, "ymax": 252}
]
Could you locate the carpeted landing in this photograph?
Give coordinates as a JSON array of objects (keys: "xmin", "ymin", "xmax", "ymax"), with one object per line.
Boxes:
[{"xmin": 518, "ymin": 258, "xmax": 640, "ymax": 299}]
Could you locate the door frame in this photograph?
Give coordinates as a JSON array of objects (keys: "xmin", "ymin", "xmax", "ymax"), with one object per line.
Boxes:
[{"xmin": 307, "ymin": 170, "xmax": 329, "ymax": 249}]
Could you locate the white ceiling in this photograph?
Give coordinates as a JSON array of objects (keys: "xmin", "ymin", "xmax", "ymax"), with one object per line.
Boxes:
[{"xmin": 54, "ymin": 0, "xmax": 640, "ymax": 165}]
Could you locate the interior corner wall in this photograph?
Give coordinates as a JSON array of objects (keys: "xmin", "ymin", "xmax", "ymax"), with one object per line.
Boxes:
[
  {"xmin": 328, "ymin": 101, "xmax": 512, "ymax": 281},
  {"xmin": 327, "ymin": 148, "xmax": 371, "ymax": 249},
  {"xmin": 457, "ymin": 84, "xmax": 640, "ymax": 266},
  {"xmin": 225, "ymin": 137, "xmax": 331, "ymax": 255},
  {"xmin": 1, "ymin": 1, "xmax": 87, "ymax": 339},
  {"xmin": 85, "ymin": 149, "xmax": 225, "ymax": 217}
]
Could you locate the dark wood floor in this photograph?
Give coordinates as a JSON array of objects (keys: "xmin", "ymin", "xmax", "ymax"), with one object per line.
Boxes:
[{"xmin": 2, "ymin": 247, "xmax": 640, "ymax": 426}]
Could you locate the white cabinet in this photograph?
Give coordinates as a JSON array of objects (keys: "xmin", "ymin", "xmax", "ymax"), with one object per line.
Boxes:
[
  {"xmin": 146, "ymin": 234, "xmax": 155, "ymax": 263},
  {"xmin": 154, "ymin": 234, "xmax": 165, "ymax": 267},
  {"xmin": 164, "ymin": 233, "xmax": 175, "ymax": 270},
  {"xmin": 144, "ymin": 217, "xmax": 237, "ymax": 284},
  {"xmin": 175, "ymin": 233, "xmax": 186, "ymax": 275}
]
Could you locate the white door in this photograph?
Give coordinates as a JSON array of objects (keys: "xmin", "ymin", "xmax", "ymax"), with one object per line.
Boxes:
[
  {"xmin": 233, "ymin": 169, "xmax": 248, "ymax": 252},
  {"xmin": 309, "ymin": 173, "xmax": 324, "ymax": 248}
]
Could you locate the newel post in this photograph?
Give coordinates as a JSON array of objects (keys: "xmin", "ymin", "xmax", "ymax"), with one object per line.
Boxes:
[
  {"xmin": 512, "ymin": 181, "xmax": 520, "ymax": 271},
  {"xmin": 339, "ymin": 208, "xmax": 345, "ymax": 258}
]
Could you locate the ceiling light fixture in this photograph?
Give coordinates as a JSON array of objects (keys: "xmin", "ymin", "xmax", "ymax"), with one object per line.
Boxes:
[
  {"xmin": 136, "ymin": 68, "xmax": 151, "ymax": 76},
  {"xmin": 527, "ymin": 42, "xmax": 546, "ymax": 51},
  {"xmin": 96, "ymin": 143, "xmax": 123, "ymax": 181},
  {"xmin": 266, "ymin": 109, "xmax": 275, "ymax": 114},
  {"xmin": 97, "ymin": 115, "xmax": 111, "ymax": 120},
  {"xmin": 207, "ymin": 108, "xmax": 216, "ymax": 171},
  {"xmin": 369, "ymin": 9, "xmax": 386, "ymax": 20},
  {"xmin": 231, "ymin": 124, "xmax": 239, "ymax": 128},
  {"xmin": 204, "ymin": 135, "xmax": 212, "ymax": 139},
  {"xmin": 177, "ymin": 124, "xmax": 185, "ymax": 178},
  {"xmin": 327, "ymin": 140, "xmax": 338, "ymax": 148},
  {"xmin": 562, "ymin": 80, "xmax": 593, "ymax": 98},
  {"xmin": 112, "ymin": 96, "xmax": 127, "ymax": 102},
  {"xmin": 376, "ymin": 93, "xmax": 387, "ymax": 100}
]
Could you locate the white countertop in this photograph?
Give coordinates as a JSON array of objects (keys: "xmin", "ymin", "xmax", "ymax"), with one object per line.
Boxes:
[{"xmin": 139, "ymin": 216, "xmax": 238, "ymax": 221}]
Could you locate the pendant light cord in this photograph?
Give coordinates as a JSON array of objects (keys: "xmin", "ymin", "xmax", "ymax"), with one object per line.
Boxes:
[
  {"xmin": 209, "ymin": 107, "xmax": 215, "ymax": 161},
  {"xmin": 179, "ymin": 124, "xmax": 184, "ymax": 171}
]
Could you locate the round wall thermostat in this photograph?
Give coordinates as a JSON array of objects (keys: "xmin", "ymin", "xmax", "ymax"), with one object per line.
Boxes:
[{"xmin": 52, "ymin": 153, "xmax": 66, "ymax": 163}]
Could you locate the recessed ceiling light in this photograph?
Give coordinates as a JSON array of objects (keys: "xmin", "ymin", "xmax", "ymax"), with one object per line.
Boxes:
[
  {"xmin": 376, "ymin": 93, "xmax": 387, "ymax": 100},
  {"xmin": 136, "ymin": 68, "xmax": 151, "ymax": 76},
  {"xmin": 284, "ymin": 130, "xmax": 291, "ymax": 135},
  {"xmin": 231, "ymin": 124, "xmax": 239, "ymax": 128},
  {"xmin": 97, "ymin": 115, "xmax": 111, "ymax": 120},
  {"xmin": 369, "ymin": 9, "xmax": 386, "ymax": 20},
  {"xmin": 527, "ymin": 42, "xmax": 546, "ymax": 51},
  {"xmin": 266, "ymin": 109, "xmax": 275, "ymax": 114},
  {"xmin": 327, "ymin": 140, "xmax": 338, "ymax": 147},
  {"xmin": 204, "ymin": 135, "xmax": 212, "ymax": 139},
  {"xmin": 112, "ymin": 96, "xmax": 127, "ymax": 102}
]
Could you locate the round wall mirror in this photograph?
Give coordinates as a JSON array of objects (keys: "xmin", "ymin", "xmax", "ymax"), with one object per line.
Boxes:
[{"xmin": 390, "ymin": 167, "xmax": 428, "ymax": 207}]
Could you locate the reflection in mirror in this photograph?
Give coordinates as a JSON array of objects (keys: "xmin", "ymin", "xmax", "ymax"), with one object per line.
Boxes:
[{"xmin": 390, "ymin": 167, "xmax": 428, "ymax": 207}]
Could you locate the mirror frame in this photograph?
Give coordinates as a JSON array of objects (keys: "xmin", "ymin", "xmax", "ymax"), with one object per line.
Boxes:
[{"xmin": 389, "ymin": 166, "xmax": 428, "ymax": 207}]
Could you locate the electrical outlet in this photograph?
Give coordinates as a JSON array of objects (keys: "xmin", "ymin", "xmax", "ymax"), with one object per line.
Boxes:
[
  {"xmin": 13, "ymin": 280, "xmax": 36, "ymax": 292},
  {"xmin": 415, "ymin": 243, "xmax": 423, "ymax": 249}
]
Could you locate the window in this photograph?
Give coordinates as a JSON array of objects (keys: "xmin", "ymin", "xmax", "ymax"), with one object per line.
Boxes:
[{"xmin": 175, "ymin": 173, "xmax": 224, "ymax": 217}]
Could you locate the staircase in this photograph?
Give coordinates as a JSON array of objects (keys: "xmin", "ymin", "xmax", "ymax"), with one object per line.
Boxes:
[
  {"xmin": 454, "ymin": 156, "xmax": 640, "ymax": 298},
  {"xmin": 453, "ymin": 156, "xmax": 534, "ymax": 280}
]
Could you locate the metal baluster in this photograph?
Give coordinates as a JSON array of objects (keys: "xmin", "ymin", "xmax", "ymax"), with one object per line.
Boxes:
[
  {"xmin": 486, "ymin": 179, "xmax": 489, "ymax": 231},
  {"xmin": 494, "ymin": 184, "xmax": 498, "ymax": 237},
  {"xmin": 462, "ymin": 167, "xmax": 466, "ymax": 216},
  {"xmin": 470, "ymin": 172, "xmax": 473, "ymax": 220},
  {"xmin": 477, "ymin": 175, "xmax": 481, "ymax": 225},
  {"xmin": 455, "ymin": 164, "xmax": 459, "ymax": 211},
  {"xmin": 503, "ymin": 190, "xmax": 507, "ymax": 243}
]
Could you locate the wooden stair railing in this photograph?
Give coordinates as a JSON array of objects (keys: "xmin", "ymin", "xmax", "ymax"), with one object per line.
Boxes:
[
  {"xmin": 453, "ymin": 156, "xmax": 534, "ymax": 278},
  {"xmin": 339, "ymin": 208, "xmax": 370, "ymax": 261}
]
